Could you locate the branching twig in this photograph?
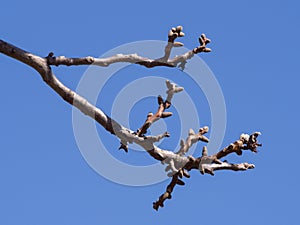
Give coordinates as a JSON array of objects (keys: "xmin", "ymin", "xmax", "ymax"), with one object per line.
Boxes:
[
  {"xmin": 193, "ymin": 33, "xmax": 211, "ymax": 54},
  {"xmin": 163, "ymin": 126, "xmax": 210, "ymax": 177},
  {"xmin": 0, "ymin": 26, "xmax": 261, "ymax": 212},
  {"xmin": 157, "ymin": 26, "xmax": 185, "ymax": 62},
  {"xmin": 46, "ymin": 26, "xmax": 211, "ymax": 70},
  {"xmin": 135, "ymin": 80, "xmax": 183, "ymax": 137},
  {"xmin": 135, "ymin": 95, "xmax": 172, "ymax": 137},
  {"xmin": 153, "ymin": 133, "xmax": 262, "ymax": 210},
  {"xmin": 176, "ymin": 127, "xmax": 210, "ymax": 156},
  {"xmin": 153, "ymin": 174, "xmax": 182, "ymax": 211},
  {"xmin": 213, "ymin": 132, "xmax": 262, "ymax": 160}
]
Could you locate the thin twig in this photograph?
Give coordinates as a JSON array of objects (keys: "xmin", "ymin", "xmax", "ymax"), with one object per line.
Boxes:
[{"xmin": 46, "ymin": 26, "xmax": 211, "ymax": 70}]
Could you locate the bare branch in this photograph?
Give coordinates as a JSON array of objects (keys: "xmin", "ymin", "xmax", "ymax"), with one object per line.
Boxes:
[
  {"xmin": 0, "ymin": 28, "xmax": 261, "ymax": 212},
  {"xmin": 46, "ymin": 52, "xmax": 173, "ymax": 68},
  {"xmin": 157, "ymin": 25, "xmax": 185, "ymax": 62},
  {"xmin": 213, "ymin": 132, "xmax": 262, "ymax": 160},
  {"xmin": 135, "ymin": 80, "xmax": 183, "ymax": 137},
  {"xmin": 46, "ymin": 26, "xmax": 211, "ymax": 69},
  {"xmin": 162, "ymin": 126, "xmax": 210, "ymax": 178},
  {"xmin": 153, "ymin": 159, "xmax": 255, "ymax": 211},
  {"xmin": 176, "ymin": 126, "xmax": 210, "ymax": 156},
  {"xmin": 193, "ymin": 33, "xmax": 211, "ymax": 54},
  {"xmin": 135, "ymin": 96, "xmax": 171, "ymax": 137},
  {"xmin": 202, "ymin": 161, "xmax": 255, "ymax": 173},
  {"xmin": 153, "ymin": 133, "xmax": 262, "ymax": 210},
  {"xmin": 0, "ymin": 40, "xmax": 117, "ymax": 135},
  {"xmin": 153, "ymin": 174, "xmax": 183, "ymax": 211},
  {"xmin": 0, "ymin": 39, "xmax": 183, "ymax": 167}
]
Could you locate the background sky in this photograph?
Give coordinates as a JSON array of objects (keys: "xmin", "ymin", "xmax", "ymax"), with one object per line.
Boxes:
[{"xmin": 1, "ymin": 0, "xmax": 299, "ymax": 224}]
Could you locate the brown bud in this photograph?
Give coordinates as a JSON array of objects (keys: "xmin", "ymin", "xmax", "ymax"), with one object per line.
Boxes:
[
  {"xmin": 193, "ymin": 48, "xmax": 198, "ymax": 53},
  {"xmin": 179, "ymin": 32, "xmax": 185, "ymax": 37},
  {"xmin": 178, "ymin": 169, "xmax": 183, "ymax": 178},
  {"xmin": 48, "ymin": 52, "xmax": 54, "ymax": 57},
  {"xmin": 183, "ymin": 170, "xmax": 190, "ymax": 178},
  {"xmin": 176, "ymin": 179, "xmax": 185, "ymax": 186},
  {"xmin": 199, "ymin": 126, "xmax": 209, "ymax": 134},
  {"xmin": 157, "ymin": 95, "xmax": 164, "ymax": 105},
  {"xmin": 200, "ymin": 37, "xmax": 205, "ymax": 45},
  {"xmin": 165, "ymin": 165, "xmax": 171, "ymax": 172},
  {"xmin": 164, "ymin": 132, "xmax": 170, "ymax": 137},
  {"xmin": 161, "ymin": 112, "xmax": 173, "ymax": 118},
  {"xmin": 173, "ymin": 42, "xmax": 184, "ymax": 47},
  {"xmin": 176, "ymin": 25, "xmax": 183, "ymax": 32},
  {"xmin": 203, "ymin": 48, "xmax": 212, "ymax": 52},
  {"xmin": 147, "ymin": 112, "xmax": 153, "ymax": 117},
  {"xmin": 153, "ymin": 202, "xmax": 159, "ymax": 211},
  {"xmin": 202, "ymin": 146, "xmax": 208, "ymax": 157}
]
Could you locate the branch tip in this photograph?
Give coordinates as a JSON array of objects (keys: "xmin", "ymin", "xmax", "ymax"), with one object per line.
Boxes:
[
  {"xmin": 192, "ymin": 33, "xmax": 212, "ymax": 54},
  {"xmin": 168, "ymin": 25, "xmax": 185, "ymax": 43}
]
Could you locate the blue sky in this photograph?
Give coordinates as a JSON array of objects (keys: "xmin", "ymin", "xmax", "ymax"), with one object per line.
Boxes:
[{"xmin": 1, "ymin": 0, "xmax": 300, "ymax": 224}]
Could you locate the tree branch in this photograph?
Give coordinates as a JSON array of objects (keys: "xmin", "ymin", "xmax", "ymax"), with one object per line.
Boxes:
[
  {"xmin": 153, "ymin": 174, "xmax": 181, "ymax": 211},
  {"xmin": 135, "ymin": 80, "xmax": 183, "ymax": 138},
  {"xmin": 0, "ymin": 39, "xmax": 188, "ymax": 164},
  {"xmin": 153, "ymin": 160, "xmax": 254, "ymax": 211},
  {"xmin": 213, "ymin": 132, "xmax": 262, "ymax": 160},
  {"xmin": 0, "ymin": 26, "xmax": 261, "ymax": 212},
  {"xmin": 46, "ymin": 26, "xmax": 211, "ymax": 69},
  {"xmin": 0, "ymin": 40, "xmax": 117, "ymax": 134},
  {"xmin": 153, "ymin": 133, "xmax": 261, "ymax": 210},
  {"xmin": 176, "ymin": 127, "xmax": 209, "ymax": 156}
]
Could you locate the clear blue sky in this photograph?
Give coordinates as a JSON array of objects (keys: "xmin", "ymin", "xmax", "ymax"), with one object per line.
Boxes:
[{"xmin": 1, "ymin": 0, "xmax": 299, "ymax": 224}]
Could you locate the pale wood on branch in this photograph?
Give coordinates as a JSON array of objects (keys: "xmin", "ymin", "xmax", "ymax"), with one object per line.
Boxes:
[
  {"xmin": 46, "ymin": 26, "xmax": 211, "ymax": 69},
  {"xmin": 0, "ymin": 26, "xmax": 261, "ymax": 211}
]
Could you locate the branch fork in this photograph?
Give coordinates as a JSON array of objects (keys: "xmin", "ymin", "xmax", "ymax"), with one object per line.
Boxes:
[
  {"xmin": 193, "ymin": 34, "xmax": 211, "ymax": 54},
  {"xmin": 153, "ymin": 132, "xmax": 262, "ymax": 210},
  {"xmin": 44, "ymin": 25, "xmax": 211, "ymax": 70},
  {"xmin": 135, "ymin": 80, "xmax": 184, "ymax": 137},
  {"xmin": 0, "ymin": 25, "xmax": 262, "ymax": 212}
]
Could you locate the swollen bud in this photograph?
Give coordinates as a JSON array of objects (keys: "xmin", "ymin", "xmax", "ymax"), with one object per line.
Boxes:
[
  {"xmin": 173, "ymin": 42, "xmax": 184, "ymax": 47},
  {"xmin": 203, "ymin": 48, "xmax": 212, "ymax": 52},
  {"xmin": 176, "ymin": 179, "xmax": 185, "ymax": 186},
  {"xmin": 176, "ymin": 25, "xmax": 183, "ymax": 32},
  {"xmin": 161, "ymin": 112, "xmax": 173, "ymax": 118}
]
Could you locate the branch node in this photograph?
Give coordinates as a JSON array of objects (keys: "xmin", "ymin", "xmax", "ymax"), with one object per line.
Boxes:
[
  {"xmin": 118, "ymin": 143, "xmax": 128, "ymax": 153},
  {"xmin": 193, "ymin": 33, "xmax": 212, "ymax": 54},
  {"xmin": 47, "ymin": 52, "xmax": 54, "ymax": 57},
  {"xmin": 168, "ymin": 25, "xmax": 185, "ymax": 43}
]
